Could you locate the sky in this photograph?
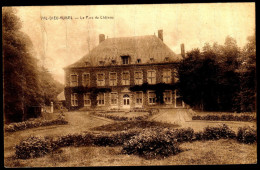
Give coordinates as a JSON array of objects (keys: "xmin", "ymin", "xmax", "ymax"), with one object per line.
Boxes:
[{"xmin": 15, "ymin": 3, "xmax": 255, "ymax": 84}]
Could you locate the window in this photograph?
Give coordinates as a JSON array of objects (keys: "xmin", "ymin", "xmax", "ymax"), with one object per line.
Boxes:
[
  {"xmin": 121, "ymin": 56, "xmax": 129, "ymax": 65},
  {"xmin": 109, "ymin": 72, "xmax": 117, "ymax": 86},
  {"xmin": 150, "ymin": 58, "xmax": 154, "ymax": 63},
  {"xmin": 134, "ymin": 71, "xmax": 143, "ymax": 85},
  {"xmin": 136, "ymin": 91, "xmax": 143, "ymax": 104},
  {"xmin": 110, "ymin": 92, "xmax": 118, "ymax": 105},
  {"xmin": 122, "ymin": 71, "xmax": 130, "ymax": 85},
  {"xmin": 84, "ymin": 93, "xmax": 91, "ymax": 106},
  {"xmin": 71, "ymin": 93, "xmax": 78, "ymax": 106},
  {"xmin": 164, "ymin": 57, "xmax": 169, "ymax": 62},
  {"xmin": 111, "ymin": 60, "xmax": 116, "ymax": 65},
  {"xmin": 148, "ymin": 91, "xmax": 156, "ymax": 104},
  {"xmin": 70, "ymin": 74, "xmax": 78, "ymax": 87},
  {"xmin": 147, "ymin": 70, "xmax": 156, "ymax": 84},
  {"xmin": 99, "ymin": 61, "xmax": 105, "ymax": 66},
  {"xmin": 97, "ymin": 73, "xmax": 105, "ymax": 86},
  {"xmin": 163, "ymin": 90, "xmax": 172, "ymax": 104},
  {"xmin": 97, "ymin": 93, "xmax": 105, "ymax": 105},
  {"xmin": 137, "ymin": 59, "xmax": 141, "ymax": 63},
  {"xmin": 82, "ymin": 73, "xmax": 90, "ymax": 87},
  {"xmin": 173, "ymin": 68, "xmax": 178, "ymax": 82},
  {"xmin": 162, "ymin": 69, "xmax": 172, "ymax": 84}
]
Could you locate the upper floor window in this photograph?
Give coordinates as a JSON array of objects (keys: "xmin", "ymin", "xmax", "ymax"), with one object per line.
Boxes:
[
  {"xmin": 70, "ymin": 74, "xmax": 78, "ymax": 87},
  {"xmin": 84, "ymin": 93, "xmax": 91, "ymax": 106},
  {"xmin": 162, "ymin": 69, "xmax": 172, "ymax": 84},
  {"xmin": 97, "ymin": 73, "xmax": 105, "ymax": 86},
  {"xmin": 147, "ymin": 70, "xmax": 156, "ymax": 84},
  {"xmin": 137, "ymin": 59, "xmax": 141, "ymax": 64},
  {"xmin": 111, "ymin": 60, "xmax": 116, "ymax": 65},
  {"xmin": 134, "ymin": 71, "xmax": 143, "ymax": 85},
  {"xmin": 121, "ymin": 56, "xmax": 129, "ymax": 65},
  {"xmin": 71, "ymin": 93, "xmax": 78, "ymax": 106},
  {"xmin": 82, "ymin": 73, "xmax": 90, "ymax": 87},
  {"xmin": 122, "ymin": 71, "xmax": 130, "ymax": 85},
  {"xmin": 109, "ymin": 72, "xmax": 117, "ymax": 86}
]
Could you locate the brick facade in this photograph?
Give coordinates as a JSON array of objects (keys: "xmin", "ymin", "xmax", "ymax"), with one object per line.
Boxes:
[{"xmin": 64, "ymin": 63, "xmax": 185, "ymax": 110}]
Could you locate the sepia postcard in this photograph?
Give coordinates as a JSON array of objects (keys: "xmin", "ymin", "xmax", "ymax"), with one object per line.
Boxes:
[{"xmin": 3, "ymin": 3, "xmax": 256, "ymax": 167}]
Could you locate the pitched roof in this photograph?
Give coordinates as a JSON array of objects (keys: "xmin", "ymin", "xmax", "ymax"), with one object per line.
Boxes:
[{"xmin": 65, "ymin": 35, "xmax": 182, "ymax": 68}]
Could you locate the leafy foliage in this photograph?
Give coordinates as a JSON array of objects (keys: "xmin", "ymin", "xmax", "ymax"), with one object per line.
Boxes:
[
  {"xmin": 177, "ymin": 35, "xmax": 256, "ymax": 112},
  {"xmin": 237, "ymin": 126, "xmax": 257, "ymax": 144}
]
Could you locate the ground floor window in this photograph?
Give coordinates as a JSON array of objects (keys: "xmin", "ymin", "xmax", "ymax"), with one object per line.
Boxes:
[
  {"xmin": 135, "ymin": 91, "xmax": 143, "ymax": 104},
  {"xmin": 71, "ymin": 93, "xmax": 78, "ymax": 106},
  {"xmin": 163, "ymin": 90, "xmax": 172, "ymax": 104},
  {"xmin": 84, "ymin": 93, "xmax": 91, "ymax": 106},
  {"xmin": 97, "ymin": 93, "xmax": 105, "ymax": 105},
  {"xmin": 148, "ymin": 91, "xmax": 156, "ymax": 104},
  {"xmin": 111, "ymin": 92, "xmax": 118, "ymax": 105},
  {"xmin": 175, "ymin": 90, "xmax": 183, "ymax": 107}
]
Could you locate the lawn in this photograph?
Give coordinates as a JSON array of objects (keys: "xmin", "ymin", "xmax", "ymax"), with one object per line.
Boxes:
[{"xmin": 4, "ymin": 109, "xmax": 257, "ymax": 167}]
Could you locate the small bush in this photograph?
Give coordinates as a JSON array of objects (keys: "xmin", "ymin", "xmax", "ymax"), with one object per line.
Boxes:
[
  {"xmin": 202, "ymin": 124, "xmax": 236, "ymax": 140},
  {"xmin": 122, "ymin": 128, "xmax": 181, "ymax": 159},
  {"xmin": 15, "ymin": 136, "xmax": 54, "ymax": 159},
  {"xmin": 237, "ymin": 126, "xmax": 257, "ymax": 144}
]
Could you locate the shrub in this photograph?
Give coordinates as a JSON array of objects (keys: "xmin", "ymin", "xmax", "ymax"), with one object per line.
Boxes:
[
  {"xmin": 237, "ymin": 126, "xmax": 257, "ymax": 144},
  {"xmin": 192, "ymin": 114, "xmax": 255, "ymax": 122},
  {"xmin": 122, "ymin": 128, "xmax": 181, "ymax": 159},
  {"xmin": 202, "ymin": 124, "xmax": 236, "ymax": 140},
  {"xmin": 15, "ymin": 136, "xmax": 54, "ymax": 159}
]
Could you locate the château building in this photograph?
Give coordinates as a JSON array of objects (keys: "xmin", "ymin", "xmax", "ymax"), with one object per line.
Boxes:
[{"xmin": 64, "ymin": 30, "xmax": 186, "ymax": 110}]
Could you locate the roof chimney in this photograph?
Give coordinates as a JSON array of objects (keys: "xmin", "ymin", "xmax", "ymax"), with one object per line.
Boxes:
[
  {"xmin": 181, "ymin": 43, "xmax": 185, "ymax": 58},
  {"xmin": 99, "ymin": 34, "xmax": 105, "ymax": 43},
  {"xmin": 158, "ymin": 30, "xmax": 163, "ymax": 41}
]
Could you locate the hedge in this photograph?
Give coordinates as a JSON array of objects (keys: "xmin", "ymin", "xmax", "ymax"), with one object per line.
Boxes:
[
  {"xmin": 192, "ymin": 114, "xmax": 256, "ymax": 122},
  {"xmin": 237, "ymin": 126, "xmax": 257, "ymax": 144},
  {"xmin": 5, "ymin": 115, "xmax": 68, "ymax": 132}
]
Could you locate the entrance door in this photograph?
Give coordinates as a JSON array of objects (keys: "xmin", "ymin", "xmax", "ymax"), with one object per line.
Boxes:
[{"xmin": 123, "ymin": 94, "xmax": 130, "ymax": 109}]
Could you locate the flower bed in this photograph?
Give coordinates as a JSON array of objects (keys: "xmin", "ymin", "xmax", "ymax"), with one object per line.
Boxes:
[
  {"xmin": 91, "ymin": 109, "xmax": 159, "ymax": 121},
  {"xmin": 192, "ymin": 114, "xmax": 256, "ymax": 122},
  {"xmin": 5, "ymin": 115, "xmax": 68, "ymax": 132}
]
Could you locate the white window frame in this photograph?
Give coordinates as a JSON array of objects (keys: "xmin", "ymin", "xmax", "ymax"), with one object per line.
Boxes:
[
  {"xmin": 148, "ymin": 91, "xmax": 156, "ymax": 105},
  {"xmin": 97, "ymin": 93, "xmax": 105, "ymax": 106},
  {"xmin": 163, "ymin": 90, "xmax": 172, "ymax": 104},
  {"xmin": 110, "ymin": 92, "xmax": 118, "ymax": 105},
  {"xmin": 83, "ymin": 93, "xmax": 91, "ymax": 106},
  {"xmin": 82, "ymin": 73, "xmax": 90, "ymax": 87},
  {"xmin": 162, "ymin": 69, "xmax": 172, "ymax": 84},
  {"xmin": 70, "ymin": 74, "xmax": 78, "ymax": 87},
  {"xmin": 122, "ymin": 71, "xmax": 130, "ymax": 85},
  {"xmin": 134, "ymin": 71, "xmax": 143, "ymax": 85},
  {"xmin": 71, "ymin": 93, "xmax": 78, "ymax": 106},
  {"xmin": 97, "ymin": 73, "xmax": 105, "ymax": 86},
  {"xmin": 135, "ymin": 91, "xmax": 143, "ymax": 105},
  {"xmin": 147, "ymin": 70, "xmax": 156, "ymax": 84},
  {"xmin": 109, "ymin": 72, "xmax": 117, "ymax": 86}
]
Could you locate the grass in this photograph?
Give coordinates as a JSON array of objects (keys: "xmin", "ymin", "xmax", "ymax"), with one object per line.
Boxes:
[
  {"xmin": 5, "ymin": 139, "xmax": 257, "ymax": 167},
  {"xmin": 4, "ymin": 110, "xmax": 257, "ymax": 167}
]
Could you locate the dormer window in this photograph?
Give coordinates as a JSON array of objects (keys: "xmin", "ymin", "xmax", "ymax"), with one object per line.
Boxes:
[
  {"xmin": 164, "ymin": 57, "xmax": 169, "ymax": 62},
  {"xmin": 150, "ymin": 58, "xmax": 154, "ymax": 63},
  {"xmin": 137, "ymin": 59, "xmax": 141, "ymax": 64},
  {"xmin": 111, "ymin": 60, "xmax": 116, "ymax": 65},
  {"xmin": 85, "ymin": 61, "xmax": 90, "ymax": 66},
  {"xmin": 99, "ymin": 61, "xmax": 104, "ymax": 66},
  {"xmin": 121, "ymin": 56, "xmax": 129, "ymax": 65}
]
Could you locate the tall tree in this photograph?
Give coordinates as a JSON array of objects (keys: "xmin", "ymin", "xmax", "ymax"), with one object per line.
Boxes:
[{"xmin": 3, "ymin": 7, "xmax": 43, "ymax": 122}]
